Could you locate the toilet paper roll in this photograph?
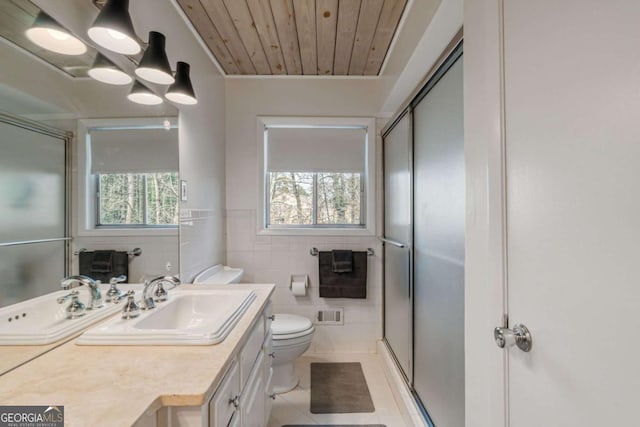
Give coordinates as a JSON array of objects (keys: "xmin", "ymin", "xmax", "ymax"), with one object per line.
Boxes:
[{"xmin": 291, "ymin": 281, "xmax": 307, "ymax": 296}]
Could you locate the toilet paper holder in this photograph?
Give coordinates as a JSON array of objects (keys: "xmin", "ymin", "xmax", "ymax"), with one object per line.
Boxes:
[{"xmin": 290, "ymin": 274, "xmax": 309, "ymax": 295}]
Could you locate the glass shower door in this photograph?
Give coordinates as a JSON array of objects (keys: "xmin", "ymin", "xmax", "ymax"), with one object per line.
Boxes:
[
  {"xmin": 0, "ymin": 116, "xmax": 69, "ymax": 307},
  {"xmin": 412, "ymin": 53, "xmax": 465, "ymax": 426},
  {"xmin": 383, "ymin": 112, "xmax": 412, "ymax": 380}
]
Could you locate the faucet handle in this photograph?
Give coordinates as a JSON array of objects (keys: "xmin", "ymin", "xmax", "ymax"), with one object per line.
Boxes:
[
  {"xmin": 110, "ymin": 275, "xmax": 127, "ymax": 285},
  {"xmin": 153, "ymin": 283, "xmax": 169, "ymax": 302},
  {"xmin": 57, "ymin": 290, "xmax": 80, "ymax": 304},
  {"xmin": 57, "ymin": 291, "xmax": 86, "ymax": 319},
  {"xmin": 105, "ymin": 275, "xmax": 127, "ymax": 302},
  {"xmin": 115, "ymin": 290, "xmax": 140, "ymax": 319}
]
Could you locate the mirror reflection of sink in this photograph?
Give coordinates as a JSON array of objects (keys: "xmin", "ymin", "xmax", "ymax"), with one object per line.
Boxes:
[
  {"xmin": 77, "ymin": 289, "xmax": 256, "ymax": 346},
  {"xmin": 0, "ymin": 284, "xmax": 142, "ymax": 345}
]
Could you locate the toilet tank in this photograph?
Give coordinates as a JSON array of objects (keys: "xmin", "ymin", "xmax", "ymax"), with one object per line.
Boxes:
[{"xmin": 192, "ymin": 264, "xmax": 244, "ymax": 284}]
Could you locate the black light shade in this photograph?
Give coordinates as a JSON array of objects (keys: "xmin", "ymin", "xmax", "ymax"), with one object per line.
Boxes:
[
  {"xmin": 88, "ymin": 0, "xmax": 141, "ymax": 55},
  {"xmin": 135, "ymin": 31, "xmax": 174, "ymax": 85},
  {"xmin": 165, "ymin": 62, "xmax": 197, "ymax": 105},
  {"xmin": 88, "ymin": 52, "xmax": 132, "ymax": 85},
  {"xmin": 25, "ymin": 11, "xmax": 87, "ymax": 55},
  {"xmin": 127, "ymin": 80, "xmax": 162, "ymax": 105}
]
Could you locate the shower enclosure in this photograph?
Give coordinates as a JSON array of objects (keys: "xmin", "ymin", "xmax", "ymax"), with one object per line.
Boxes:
[{"xmin": 382, "ymin": 43, "xmax": 464, "ymax": 427}]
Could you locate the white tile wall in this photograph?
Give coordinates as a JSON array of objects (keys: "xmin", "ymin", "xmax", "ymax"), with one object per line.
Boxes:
[
  {"xmin": 227, "ymin": 209, "xmax": 383, "ymax": 353},
  {"xmin": 179, "ymin": 208, "xmax": 225, "ymax": 282}
]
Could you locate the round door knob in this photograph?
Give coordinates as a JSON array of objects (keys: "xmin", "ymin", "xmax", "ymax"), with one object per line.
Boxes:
[{"xmin": 494, "ymin": 323, "xmax": 532, "ymax": 352}]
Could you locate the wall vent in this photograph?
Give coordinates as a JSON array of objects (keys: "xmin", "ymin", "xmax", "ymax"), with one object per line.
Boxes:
[{"xmin": 316, "ymin": 308, "xmax": 344, "ymax": 325}]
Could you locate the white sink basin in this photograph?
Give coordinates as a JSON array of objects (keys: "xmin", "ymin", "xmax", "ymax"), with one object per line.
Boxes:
[
  {"xmin": 77, "ymin": 289, "xmax": 256, "ymax": 346},
  {"xmin": 0, "ymin": 284, "xmax": 142, "ymax": 345}
]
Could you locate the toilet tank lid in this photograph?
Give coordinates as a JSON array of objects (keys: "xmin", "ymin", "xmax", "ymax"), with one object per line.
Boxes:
[
  {"xmin": 192, "ymin": 265, "xmax": 243, "ymax": 284},
  {"xmin": 271, "ymin": 314, "xmax": 313, "ymax": 335}
]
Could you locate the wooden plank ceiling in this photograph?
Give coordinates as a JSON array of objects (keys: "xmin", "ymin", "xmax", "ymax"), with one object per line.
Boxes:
[{"xmin": 177, "ymin": 0, "xmax": 407, "ymax": 75}]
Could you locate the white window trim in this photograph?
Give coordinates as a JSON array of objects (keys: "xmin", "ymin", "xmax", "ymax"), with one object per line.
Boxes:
[
  {"xmin": 76, "ymin": 118, "xmax": 179, "ymax": 237},
  {"xmin": 256, "ymin": 116, "xmax": 377, "ymax": 236}
]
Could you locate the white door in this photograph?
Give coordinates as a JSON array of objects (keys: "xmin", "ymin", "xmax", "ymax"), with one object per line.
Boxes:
[{"xmin": 499, "ymin": 1, "xmax": 640, "ymax": 425}]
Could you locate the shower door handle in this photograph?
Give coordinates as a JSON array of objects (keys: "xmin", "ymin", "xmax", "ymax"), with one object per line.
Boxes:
[{"xmin": 379, "ymin": 237, "xmax": 407, "ymax": 248}]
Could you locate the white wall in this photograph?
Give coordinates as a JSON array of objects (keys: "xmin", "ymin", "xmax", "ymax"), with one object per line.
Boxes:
[
  {"xmin": 179, "ymin": 76, "xmax": 226, "ymax": 282},
  {"xmin": 379, "ymin": 0, "xmax": 464, "ymax": 115},
  {"xmin": 225, "ymin": 78, "xmax": 384, "ymax": 352}
]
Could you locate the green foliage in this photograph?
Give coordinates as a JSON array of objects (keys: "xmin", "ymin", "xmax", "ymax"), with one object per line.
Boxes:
[
  {"xmin": 98, "ymin": 172, "xmax": 179, "ymax": 226},
  {"xmin": 268, "ymin": 172, "xmax": 361, "ymax": 226}
]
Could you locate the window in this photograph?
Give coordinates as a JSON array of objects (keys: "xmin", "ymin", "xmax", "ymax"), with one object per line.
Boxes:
[
  {"xmin": 258, "ymin": 117, "xmax": 376, "ymax": 235},
  {"xmin": 268, "ymin": 172, "xmax": 362, "ymax": 226},
  {"xmin": 97, "ymin": 172, "xmax": 179, "ymax": 226},
  {"xmin": 85, "ymin": 123, "xmax": 179, "ymax": 230}
]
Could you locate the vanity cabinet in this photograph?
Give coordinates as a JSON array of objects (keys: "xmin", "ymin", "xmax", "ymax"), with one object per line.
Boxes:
[{"xmin": 139, "ymin": 300, "xmax": 274, "ymax": 427}]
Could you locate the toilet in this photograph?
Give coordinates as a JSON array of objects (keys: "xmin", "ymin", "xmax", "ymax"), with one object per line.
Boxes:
[
  {"xmin": 270, "ymin": 313, "xmax": 315, "ymax": 393},
  {"xmin": 192, "ymin": 264, "xmax": 315, "ymax": 394}
]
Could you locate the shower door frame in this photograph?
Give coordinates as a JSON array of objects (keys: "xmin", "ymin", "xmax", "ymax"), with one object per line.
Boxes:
[{"xmin": 0, "ymin": 112, "xmax": 72, "ymax": 281}]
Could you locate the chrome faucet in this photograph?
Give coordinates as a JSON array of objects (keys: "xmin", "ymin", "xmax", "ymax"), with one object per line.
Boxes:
[
  {"xmin": 140, "ymin": 275, "xmax": 180, "ymax": 310},
  {"xmin": 60, "ymin": 275, "xmax": 103, "ymax": 310}
]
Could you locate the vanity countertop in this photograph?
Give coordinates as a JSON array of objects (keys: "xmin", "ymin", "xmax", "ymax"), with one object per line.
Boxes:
[
  {"xmin": 0, "ymin": 283, "xmax": 275, "ymax": 427},
  {"xmin": 0, "ymin": 342, "xmax": 61, "ymax": 376}
]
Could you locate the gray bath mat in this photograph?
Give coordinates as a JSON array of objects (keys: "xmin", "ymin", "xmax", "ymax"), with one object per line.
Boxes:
[{"xmin": 310, "ymin": 362, "xmax": 375, "ymax": 413}]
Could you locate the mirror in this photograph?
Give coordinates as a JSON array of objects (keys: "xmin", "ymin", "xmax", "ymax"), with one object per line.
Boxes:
[{"xmin": 0, "ymin": 0, "xmax": 179, "ymax": 375}]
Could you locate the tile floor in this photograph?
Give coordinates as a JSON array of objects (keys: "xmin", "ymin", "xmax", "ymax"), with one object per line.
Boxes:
[{"xmin": 267, "ymin": 353, "xmax": 409, "ymax": 427}]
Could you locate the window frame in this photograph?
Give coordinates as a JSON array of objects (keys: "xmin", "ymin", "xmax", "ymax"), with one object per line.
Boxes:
[
  {"xmin": 257, "ymin": 116, "xmax": 377, "ymax": 236},
  {"xmin": 77, "ymin": 118, "xmax": 179, "ymax": 237}
]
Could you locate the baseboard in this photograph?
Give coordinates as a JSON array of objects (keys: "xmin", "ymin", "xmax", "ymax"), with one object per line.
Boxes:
[{"xmin": 377, "ymin": 340, "xmax": 428, "ymax": 427}]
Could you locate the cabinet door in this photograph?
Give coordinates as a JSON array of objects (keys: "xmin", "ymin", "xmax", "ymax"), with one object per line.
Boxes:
[
  {"xmin": 264, "ymin": 367, "xmax": 274, "ymax": 421},
  {"xmin": 241, "ymin": 351, "xmax": 266, "ymax": 427},
  {"xmin": 240, "ymin": 319, "xmax": 265, "ymax": 388},
  {"xmin": 228, "ymin": 412, "xmax": 240, "ymax": 427},
  {"xmin": 263, "ymin": 331, "xmax": 273, "ymax": 371},
  {"xmin": 209, "ymin": 361, "xmax": 239, "ymax": 427}
]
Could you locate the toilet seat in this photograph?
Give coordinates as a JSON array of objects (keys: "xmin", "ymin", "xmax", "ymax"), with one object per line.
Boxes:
[{"xmin": 272, "ymin": 314, "xmax": 315, "ymax": 340}]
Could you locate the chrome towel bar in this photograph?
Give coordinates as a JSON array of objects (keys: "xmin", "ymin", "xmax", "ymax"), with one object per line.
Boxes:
[
  {"xmin": 73, "ymin": 247, "xmax": 142, "ymax": 256},
  {"xmin": 309, "ymin": 247, "xmax": 374, "ymax": 256}
]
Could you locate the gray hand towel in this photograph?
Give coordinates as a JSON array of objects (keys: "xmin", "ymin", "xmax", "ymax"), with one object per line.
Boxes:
[
  {"xmin": 331, "ymin": 250, "xmax": 353, "ymax": 273},
  {"xmin": 91, "ymin": 250, "xmax": 114, "ymax": 273}
]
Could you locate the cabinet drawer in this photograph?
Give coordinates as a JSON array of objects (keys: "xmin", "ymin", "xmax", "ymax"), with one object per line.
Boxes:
[
  {"xmin": 209, "ymin": 361, "xmax": 239, "ymax": 427},
  {"xmin": 240, "ymin": 317, "xmax": 265, "ymax": 388}
]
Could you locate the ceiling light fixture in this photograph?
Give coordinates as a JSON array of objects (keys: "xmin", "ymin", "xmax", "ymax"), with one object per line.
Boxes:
[
  {"xmin": 165, "ymin": 62, "xmax": 197, "ymax": 105},
  {"xmin": 25, "ymin": 11, "xmax": 87, "ymax": 55},
  {"xmin": 135, "ymin": 31, "xmax": 174, "ymax": 85},
  {"xmin": 88, "ymin": 52, "xmax": 132, "ymax": 85},
  {"xmin": 88, "ymin": 0, "xmax": 141, "ymax": 55},
  {"xmin": 127, "ymin": 80, "xmax": 162, "ymax": 105}
]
